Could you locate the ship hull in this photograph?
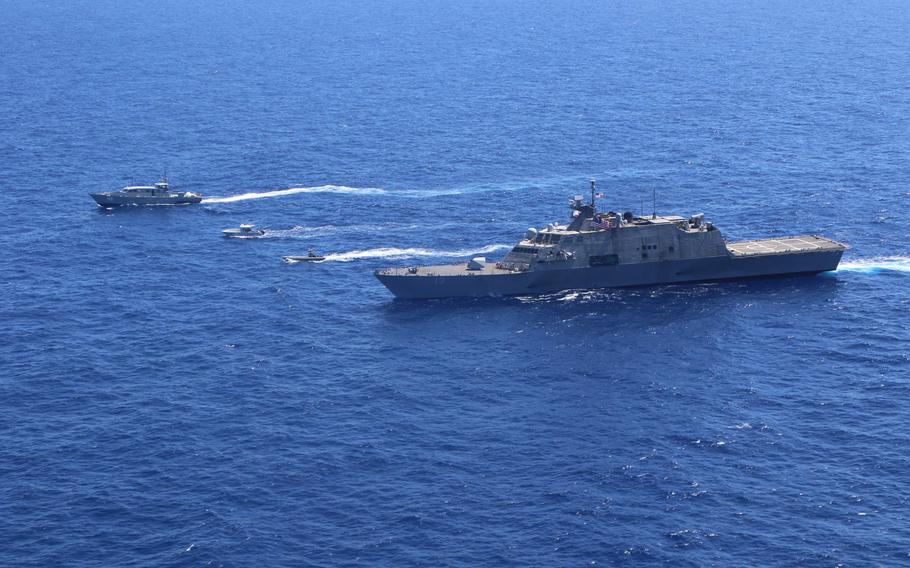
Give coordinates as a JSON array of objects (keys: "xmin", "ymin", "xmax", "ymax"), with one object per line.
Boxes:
[
  {"xmin": 90, "ymin": 193, "xmax": 203, "ymax": 207},
  {"xmin": 376, "ymin": 249, "xmax": 844, "ymax": 299}
]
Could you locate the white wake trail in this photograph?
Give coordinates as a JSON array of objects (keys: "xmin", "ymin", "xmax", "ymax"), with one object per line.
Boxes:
[
  {"xmin": 202, "ymin": 185, "xmax": 386, "ymax": 203},
  {"xmin": 321, "ymin": 244, "xmax": 511, "ymax": 263},
  {"xmin": 261, "ymin": 225, "xmax": 339, "ymax": 239},
  {"xmin": 200, "ymin": 177, "xmax": 564, "ymax": 203},
  {"xmin": 837, "ymin": 257, "xmax": 910, "ymax": 274}
]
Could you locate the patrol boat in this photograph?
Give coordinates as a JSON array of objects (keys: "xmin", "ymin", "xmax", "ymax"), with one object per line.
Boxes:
[
  {"xmin": 90, "ymin": 177, "xmax": 203, "ymax": 207},
  {"xmin": 375, "ymin": 181, "xmax": 848, "ymax": 299}
]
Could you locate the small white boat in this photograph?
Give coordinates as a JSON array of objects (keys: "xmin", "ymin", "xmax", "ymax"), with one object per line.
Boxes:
[
  {"xmin": 222, "ymin": 224, "xmax": 266, "ymax": 238},
  {"xmin": 284, "ymin": 249, "xmax": 325, "ymax": 262}
]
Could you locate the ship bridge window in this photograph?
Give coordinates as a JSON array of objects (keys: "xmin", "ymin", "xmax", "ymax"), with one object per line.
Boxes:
[
  {"xmin": 511, "ymin": 246, "xmax": 538, "ymax": 255},
  {"xmin": 532, "ymin": 233, "xmax": 562, "ymax": 244}
]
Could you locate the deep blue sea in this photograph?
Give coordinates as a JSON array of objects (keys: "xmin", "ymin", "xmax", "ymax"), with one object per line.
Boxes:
[{"xmin": 2, "ymin": 0, "xmax": 910, "ymax": 565}]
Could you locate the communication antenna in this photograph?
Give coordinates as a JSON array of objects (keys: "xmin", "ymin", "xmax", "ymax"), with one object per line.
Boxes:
[
  {"xmin": 652, "ymin": 189, "xmax": 657, "ymax": 219},
  {"xmin": 590, "ymin": 179, "xmax": 596, "ymax": 209}
]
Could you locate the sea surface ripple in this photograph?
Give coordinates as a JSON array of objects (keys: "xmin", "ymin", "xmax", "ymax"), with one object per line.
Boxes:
[{"xmin": 1, "ymin": 0, "xmax": 909, "ymax": 566}]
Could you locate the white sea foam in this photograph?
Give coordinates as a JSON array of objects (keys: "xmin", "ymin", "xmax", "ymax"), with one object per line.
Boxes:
[
  {"xmin": 201, "ymin": 176, "xmax": 578, "ymax": 203},
  {"xmin": 261, "ymin": 223, "xmax": 424, "ymax": 240},
  {"xmin": 202, "ymin": 185, "xmax": 387, "ymax": 203},
  {"xmin": 837, "ymin": 257, "xmax": 910, "ymax": 274},
  {"xmin": 261, "ymin": 225, "xmax": 339, "ymax": 239},
  {"xmin": 321, "ymin": 244, "xmax": 510, "ymax": 262}
]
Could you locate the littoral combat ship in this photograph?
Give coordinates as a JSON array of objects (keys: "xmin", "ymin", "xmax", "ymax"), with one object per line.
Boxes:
[
  {"xmin": 90, "ymin": 177, "xmax": 202, "ymax": 207},
  {"xmin": 375, "ymin": 181, "xmax": 847, "ymax": 299}
]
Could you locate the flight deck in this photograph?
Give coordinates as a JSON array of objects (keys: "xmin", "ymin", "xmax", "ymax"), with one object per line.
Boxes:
[{"xmin": 727, "ymin": 236, "xmax": 847, "ymax": 257}]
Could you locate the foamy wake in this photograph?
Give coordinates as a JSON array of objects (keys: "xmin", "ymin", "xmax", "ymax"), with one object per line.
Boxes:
[
  {"xmin": 837, "ymin": 257, "xmax": 910, "ymax": 274},
  {"xmin": 319, "ymin": 244, "xmax": 510, "ymax": 263},
  {"xmin": 262, "ymin": 223, "xmax": 423, "ymax": 240},
  {"xmin": 261, "ymin": 225, "xmax": 338, "ymax": 239},
  {"xmin": 199, "ymin": 178, "xmax": 561, "ymax": 203},
  {"xmin": 202, "ymin": 185, "xmax": 386, "ymax": 203}
]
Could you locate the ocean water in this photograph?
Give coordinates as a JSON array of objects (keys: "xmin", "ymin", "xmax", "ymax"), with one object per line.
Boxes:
[{"xmin": 2, "ymin": 0, "xmax": 909, "ymax": 565}]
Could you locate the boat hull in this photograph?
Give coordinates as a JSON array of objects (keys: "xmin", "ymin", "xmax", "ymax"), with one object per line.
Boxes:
[
  {"xmin": 284, "ymin": 256, "xmax": 325, "ymax": 262},
  {"xmin": 223, "ymin": 231, "xmax": 265, "ymax": 238},
  {"xmin": 375, "ymin": 249, "xmax": 845, "ymax": 299},
  {"xmin": 90, "ymin": 193, "xmax": 203, "ymax": 207}
]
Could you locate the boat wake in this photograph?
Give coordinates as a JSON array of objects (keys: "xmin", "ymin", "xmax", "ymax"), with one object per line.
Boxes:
[
  {"xmin": 261, "ymin": 225, "xmax": 339, "ymax": 239},
  {"xmin": 199, "ymin": 176, "xmax": 578, "ymax": 203},
  {"xmin": 837, "ymin": 257, "xmax": 910, "ymax": 274},
  {"xmin": 261, "ymin": 222, "xmax": 422, "ymax": 239},
  {"xmin": 202, "ymin": 185, "xmax": 387, "ymax": 203},
  {"xmin": 320, "ymin": 244, "xmax": 510, "ymax": 262}
]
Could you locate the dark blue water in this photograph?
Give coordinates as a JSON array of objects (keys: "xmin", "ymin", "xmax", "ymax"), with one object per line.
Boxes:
[{"xmin": 3, "ymin": 1, "xmax": 910, "ymax": 565}]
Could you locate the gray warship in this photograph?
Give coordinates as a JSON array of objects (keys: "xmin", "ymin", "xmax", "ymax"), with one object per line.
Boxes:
[
  {"xmin": 90, "ymin": 177, "xmax": 202, "ymax": 207},
  {"xmin": 375, "ymin": 181, "xmax": 847, "ymax": 299}
]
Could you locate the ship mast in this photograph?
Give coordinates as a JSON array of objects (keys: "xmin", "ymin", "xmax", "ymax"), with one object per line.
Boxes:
[{"xmin": 590, "ymin": 179, "xmax": 596, "ymax": 213}]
